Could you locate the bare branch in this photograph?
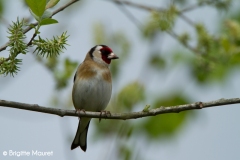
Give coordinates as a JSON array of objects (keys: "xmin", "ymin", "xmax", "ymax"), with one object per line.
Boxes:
[
  {"xmin": 110, "ymin": 0, "xmax": 196, "ymax": 26},
  {"xmin": 0, "ymin": 0, "xmax": 80, "ymax": 52},
  {"xmin": 166, "ymin": 30, "xmax": 201, "ymax": 54},
  {"xmin": 180, "ymin": 0, "xmax": 216, "ymax": 13},
  {"xmin": 109, "ymin": 0, "xmax": 199, "ymax": 54},
  {"xmin": 114, "ymin": 1, "xmax": 142, "ymax": 30},
  {"xmin": 0, "ymin": 98, "xmax": 239, "ymax": 120},
  {"xmin": 27, "ymin": 33, "xmax": 37, "ymax": 46},
  {"xmin": 177, "ymin": 12, "xmax": 195, "ymax": 26},
  {"xmin": 108, "ymin": 0, "xmax": 163, "ymax": 12}
]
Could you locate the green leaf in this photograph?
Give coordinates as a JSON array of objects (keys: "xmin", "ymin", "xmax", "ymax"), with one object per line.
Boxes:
[
  {"xmin": 29, "ymin": 9, "xmax": 40, "ymax": 21},
  {"xmin": 25, "ymin": 0, "xmax": 46, "ymax": 17},
  {"xmin": 40, "ymin": 18, "xmax": 58, "ymax": 26},
  {"xmin": 42, "ymin": 10, "xmax": 53, "ymax": 19},
  {"xmin": 46, "ymin": 0, "xmax": 60, "ymax": 9}
]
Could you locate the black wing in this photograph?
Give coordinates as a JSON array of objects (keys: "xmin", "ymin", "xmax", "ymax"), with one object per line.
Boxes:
[
  {"xmin": 73, "ymin": 72, "xmax": 76, "ymax": 82},
  {"xmin": 73, "ymin": 63, "xmax": 82, "ymax": 82}
]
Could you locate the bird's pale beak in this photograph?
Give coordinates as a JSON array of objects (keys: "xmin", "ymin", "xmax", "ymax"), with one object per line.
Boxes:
[{"xmin": 108, "ymin": 52, "xmax": 119, "ymax": 59}]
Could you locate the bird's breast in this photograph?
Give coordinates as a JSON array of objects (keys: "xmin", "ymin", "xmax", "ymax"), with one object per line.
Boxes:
[{"xmin": 72, "ymin": 71, "xmax": 112, "ymax": 112}]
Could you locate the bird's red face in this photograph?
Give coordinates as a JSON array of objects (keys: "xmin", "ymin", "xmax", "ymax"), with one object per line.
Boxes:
[
  {"xmin": 89, "ymin": 45, "xmax": 119, "ymax": 65},
  {"xmin": 100, "ymin": 46, "xmax": 119, "ymax": 64}
]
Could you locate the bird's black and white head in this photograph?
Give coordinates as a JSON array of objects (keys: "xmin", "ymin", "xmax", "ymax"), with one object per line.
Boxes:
[{"xmin": 88, "ymin": 45, "xmax": 119, "ymax": 66}]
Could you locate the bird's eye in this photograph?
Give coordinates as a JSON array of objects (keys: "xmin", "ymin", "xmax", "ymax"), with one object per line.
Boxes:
[{"xmin": 100, "ymin": 49, "xmax": 109, "ymax": 55}]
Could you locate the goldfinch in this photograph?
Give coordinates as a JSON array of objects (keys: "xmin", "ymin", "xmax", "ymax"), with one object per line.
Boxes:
[{"xmin": 71, "ymin": 45, "xmax": 118, "ymax": 151}]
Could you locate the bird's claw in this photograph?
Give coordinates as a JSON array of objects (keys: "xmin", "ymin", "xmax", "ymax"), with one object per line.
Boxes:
[
  {"xmin": 75, "ymin": 109, "xmax": 86, "ymax": 120},
  {"xmin": 99, "ymin": 110, "xmax": 111, "ymax": 122}
]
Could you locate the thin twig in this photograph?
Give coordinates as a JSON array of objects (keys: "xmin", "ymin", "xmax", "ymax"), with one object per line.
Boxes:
[
  {"xmin": 180, "ymin": 0, "xmax": 215, "ymax": 13},
  {"xmin": 51, "ymin": 0, "xmax": 80, "ymax": 17},
  {"xmin": 177, "ymin": 12, "xmax": 196, "ymax": 26},
  {"xmin": 0, "ymin": 98, "xmax": 239, "ymax": 120},
  {"xmin": 27, "ymin": 33, "xmax": 37, "ymax": 46},
  {"xmin": 110, "ymin": 0, "xmax": 197, "ymax": 29},
  {"xmin": 110, "ymin": 0, "xmax": 199, "ymax": 54},
  {"xmin": 166, "ymin": 30, "xmax": 201, "ymax": 54},
  {"xmin": 109, "ymin": 0, "xmax": 164, "ymax": 12},
  {"xmin": 114, "ymin": 1, "xmax": 142, "ymax": 30},
  {"xmin": 0, "ymin": 0, "xmax": 80, "ymax": 52}
]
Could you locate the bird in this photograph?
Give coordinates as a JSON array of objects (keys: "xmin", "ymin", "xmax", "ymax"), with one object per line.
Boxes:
[{"xmin": 71, "ymin": 45, "xmax": 119, "ymax": 152}]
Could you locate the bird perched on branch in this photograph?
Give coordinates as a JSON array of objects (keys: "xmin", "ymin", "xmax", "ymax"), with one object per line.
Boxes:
[{"xmin": 71, "ymin": 45, "xmax": 119, "ymax": 152}]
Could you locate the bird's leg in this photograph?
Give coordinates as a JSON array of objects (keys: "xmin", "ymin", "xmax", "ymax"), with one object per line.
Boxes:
[
  {"xmin": 99, "ymin": 110, "xmax": 111, "ymax": 122},
  {"xmin": 75, "ymin": 109, "xmax": 86, "ymax": 120}
]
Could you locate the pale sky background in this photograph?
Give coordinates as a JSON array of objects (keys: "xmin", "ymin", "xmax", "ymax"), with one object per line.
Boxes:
[{"xmin": 0, "ymin": 0, "xmax": 240, "ymax": 160}]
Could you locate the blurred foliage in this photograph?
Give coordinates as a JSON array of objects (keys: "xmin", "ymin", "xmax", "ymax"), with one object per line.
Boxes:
[
  {"xmin": 141, "ymin": 94, "xmax": 191, "ymax": 139},
  {"xmin": 193, "ymin": 0, "xmax": 232, "ymax": 11},
  {"xmin": 179, "ymin": 32, "xmax": 191, "ymax": 45},
  {"xmin": 210, "ymin": 0, "xmax": 232, "ymax": 11},
  {"xmin": 93, "ymin": 22, "xmax": 131, "ymax": 78},
  {"xmin": 36, "ymin": 55, "xmax": 78, "ymax": 90},
  {"xmin": 0, "ymin": 0, "xmax": 4, "ymax": 17},
  {"xmin": 142, "ymin": 0, "xmax": 239, "ymax": 84},
  {"xmin": 143, "ymin": 4, "xmax": 177, "ymax": 38},
  {"xmin": 119, "ymin": 143, "xmax": 132, "ymax": 160},
  {"xmin": 149, "ymin": 54, "xmax": 166, "ymax": 69},
  {"xmin": 189, "ymin": 19, "xmax": 240, "ymax": 83},
  {"xmin": 54, "ymin": 58, "xmax": 78, "ymax": 89},
  {"xmin": 117, "ymin": 82, "xmax": 145, "ymax": 111}
]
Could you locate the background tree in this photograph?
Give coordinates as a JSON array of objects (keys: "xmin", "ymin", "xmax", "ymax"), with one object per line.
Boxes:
[{"xmin": 0, "ymin": 0, "xmax": 240, "ymax": 160}]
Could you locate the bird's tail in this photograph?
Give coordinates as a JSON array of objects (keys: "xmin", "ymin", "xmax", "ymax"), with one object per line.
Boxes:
[{"xmin": 71, "ymin": 118, "xmax": 91, "ymax": 151}]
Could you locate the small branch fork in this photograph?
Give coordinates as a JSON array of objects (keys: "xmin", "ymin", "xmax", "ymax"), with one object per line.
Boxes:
[
  {"xmin": 0, "ymin": 0, "xmax": 80, "ymax": 52},
  {"xmin": 0, "ymin": 98, "xmax": 239, "ymax": 120}
]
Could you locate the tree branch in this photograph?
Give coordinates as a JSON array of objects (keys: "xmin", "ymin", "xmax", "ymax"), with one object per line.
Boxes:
[
  {"xmin": 0, "ymin": 98, "xmax": 239, "ymax": 120},
  {"xmin": 166, "ymin": 30, "xmax": 201, "ymax": 54},
  {"xmin": 108, "ymin": 0, "xmax": 201, "ymax": 54},
  {"xmin": 108, "ymin": 0, "xmax": 164, "ymax": 12},
  {"xmin": 110, "ymin": 0, "xmax": 196, "ymax": 26},
  {"xmin": 0, "ymin": 0, "xmax": 80, "ymax": 52},
  {"xmin": 180, "ymin": 0, "xmax": 216, "ymax": 13},
  {"xmin": 114, "ymin": 1, "xmax": 142, "ymax": 30}
]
